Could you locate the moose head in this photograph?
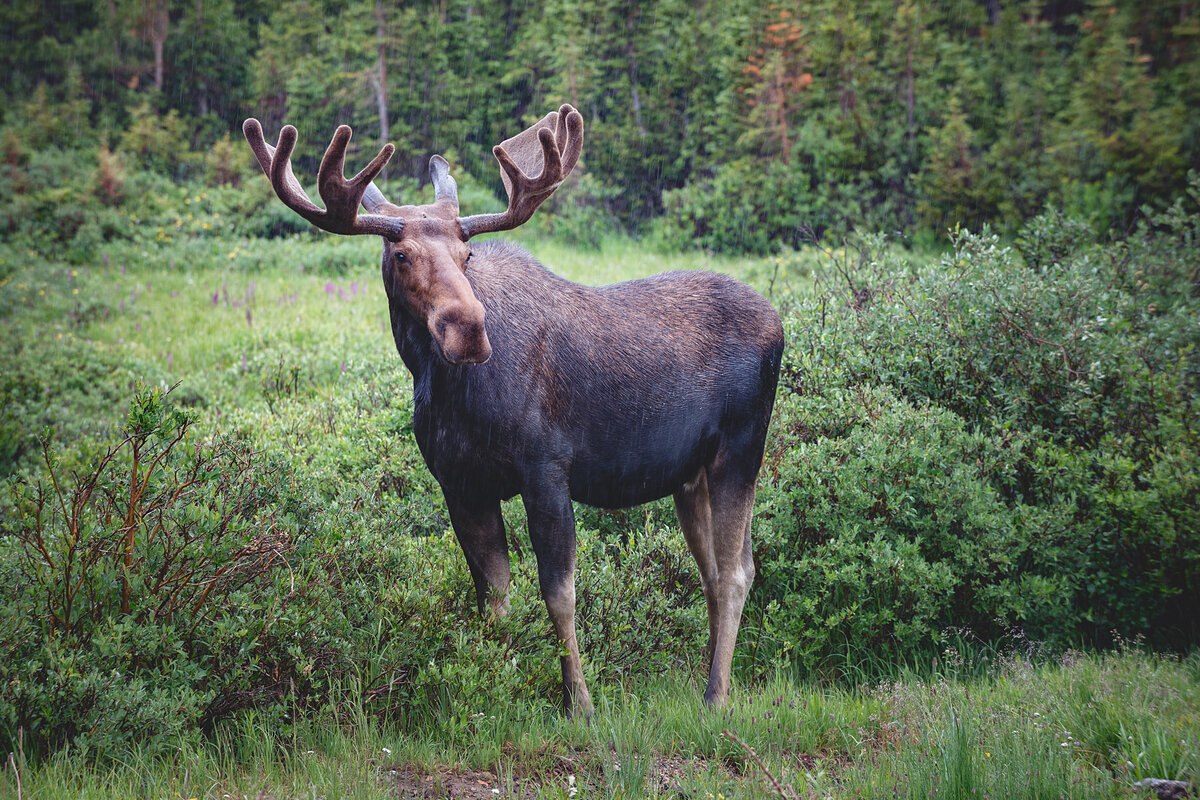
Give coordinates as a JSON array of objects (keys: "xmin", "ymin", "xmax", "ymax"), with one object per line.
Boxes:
[{"xmin": 243, "ymin": 105, "xmax": 583, "ymax": 365}]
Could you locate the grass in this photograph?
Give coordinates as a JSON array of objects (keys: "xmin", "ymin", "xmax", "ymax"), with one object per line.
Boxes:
[
  {"xmin": 0, "ymin": 232, "xmax": 810, "ymax": 410},
  {"xmin": 3, "ymin": 648, "xmax": 1196, "ymax": 799}
]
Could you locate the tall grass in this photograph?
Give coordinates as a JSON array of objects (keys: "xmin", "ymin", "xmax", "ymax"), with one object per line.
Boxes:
[{"xmin": 3, "ymin": 648, "xmax": 1194, "ymax": 799}]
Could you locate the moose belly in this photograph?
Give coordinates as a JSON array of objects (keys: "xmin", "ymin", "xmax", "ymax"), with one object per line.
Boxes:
[{"xmin": 564, "ymin": 411, "xmax": 720, "ymax": 509}]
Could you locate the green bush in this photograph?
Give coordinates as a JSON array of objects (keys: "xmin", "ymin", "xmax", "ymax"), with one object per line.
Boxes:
[
  {"xmin": 524, "ymin": 171, "xmax": 622, "ymax": 251},
  {"xmin": 746, "ymin": 191, "xmax": 1200, "ymax": 674},
  {"xmin": 0, "ymin": 330, "xmax": 158, "ymax": 478},
  {"xmin": 656, "ymin": 158, "xmax": 825, "ymax": 255},
  {"xmin": 0, "ymin": 388, "xmax": 299, "ymax": 758}
]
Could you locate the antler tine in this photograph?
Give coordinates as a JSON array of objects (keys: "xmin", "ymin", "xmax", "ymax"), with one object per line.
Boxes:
[
  {"xmin": 555, "ymin": 102, "xmax": 584, "ymax": 178},
  {"xmin": 242, "ymin": 118, "xmax": 405, "ymax": 241},
  {"xmin": 459, "ymin": 104, "xmax": 585, "ymax": 238}
]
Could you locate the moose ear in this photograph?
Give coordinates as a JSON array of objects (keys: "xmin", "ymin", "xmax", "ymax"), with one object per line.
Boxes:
[{"xmin": 429, "ymin": 154, "xmax": 459, "ymax": 211}]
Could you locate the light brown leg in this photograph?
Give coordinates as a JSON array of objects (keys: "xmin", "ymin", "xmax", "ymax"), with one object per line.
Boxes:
[
  {"xmin": 674, "ymin": 463, "xmax": 757, "ymax": 706},
  {"xmin": 675, "ymin": 468, "xmax": 719, "ymax": 662},
  {"xmin": 542, "ymin": 574, "xmax": 593, "ymax": 718}
]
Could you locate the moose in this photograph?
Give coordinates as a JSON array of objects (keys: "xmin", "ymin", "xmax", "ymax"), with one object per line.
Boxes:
[{"xmin": 243, "ymin": 105, "xmax": 783, "ymax": 716}]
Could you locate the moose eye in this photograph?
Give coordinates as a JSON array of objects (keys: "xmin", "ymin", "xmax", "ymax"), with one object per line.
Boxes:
[{"xmin": 394, "ymin": 251, "xmax": 408, "ymax": 264}]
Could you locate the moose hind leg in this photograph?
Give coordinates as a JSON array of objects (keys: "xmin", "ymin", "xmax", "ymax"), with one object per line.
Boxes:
[
  {"xmin": 674, "ymin": 469, "xmax": 719, "ymax": 665},
  {"xmin": 446, "ymin": 495, "xmax": 512, "ymax": 617},
  {"xmin": 523, "ymin": 482, "xmax": 594, "ymax": 719},
  {"xmin": 675, "ymin": 463, "xmax": 757, "ymax": 706}
]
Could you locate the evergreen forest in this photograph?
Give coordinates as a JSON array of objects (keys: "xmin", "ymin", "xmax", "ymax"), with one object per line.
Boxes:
[{"xmin": 4, "ymin": 0, "xmax": 1198, "ymax": 250}]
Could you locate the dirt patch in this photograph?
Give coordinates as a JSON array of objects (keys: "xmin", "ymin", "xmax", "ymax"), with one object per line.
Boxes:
[
  {"xmin": 384, "ymin": 764, "xmax": 524, "ymax": 799},
  {"xmin": 382, "ymin": 753, "xmax": 733, "ymax": 798}
]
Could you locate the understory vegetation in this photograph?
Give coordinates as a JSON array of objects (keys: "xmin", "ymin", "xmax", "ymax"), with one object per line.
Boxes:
[{"xmin": 1, "ymin": 167, "xmax": 1198, "ymax": 795}]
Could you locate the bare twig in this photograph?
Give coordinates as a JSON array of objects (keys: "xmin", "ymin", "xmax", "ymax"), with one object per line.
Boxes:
[
  {"xmin": 6, "ymin": 752, "xmax": 20, "ymax": 800},
  {"xmin": 722, "ymin": 728, "xmax": 803, "ymax": 800},
  {"xmin": 989, "ymin": 287, "xmax": 1081, "ymax": 378}
]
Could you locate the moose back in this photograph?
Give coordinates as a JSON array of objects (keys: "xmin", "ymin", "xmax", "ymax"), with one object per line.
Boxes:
[{"xmin": 243, "ymin": 105, "xmax": 783, "ymax": 716}]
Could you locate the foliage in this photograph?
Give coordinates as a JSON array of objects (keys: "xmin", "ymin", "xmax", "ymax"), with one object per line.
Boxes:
[
  {"xmin": 2, "ymin": 0, "xmax": 1198, "ymax": 248},
  {"xmin": 0, "ymin": 387, "xmax": 299, "ymax": 758},
  {"xmin": 0, "ymin": 36, "xmax": 1197, "ymax": 766},
  {"xmin": 0, "ymin": 334, "xmax": 157, "ymax": 478},
  {"xmin": 746, "ymin": 190, "xmax": 1200, "ymax": 674},
  {"xmin": 2, "ymin": 646, "xmax": 1196, "ymax": 798},
  {"xmin": 0, "ymin": 374, "xmax": 709, "ymax": 761},
  {"xmin": 118, "ymin": 102, "xmax": 198, "ymax": 180}
]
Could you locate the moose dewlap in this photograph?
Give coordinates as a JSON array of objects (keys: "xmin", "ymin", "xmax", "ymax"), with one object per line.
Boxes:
[{"xmin": 243, "ymin": 105, "xmax": 784, "ymax": 716}]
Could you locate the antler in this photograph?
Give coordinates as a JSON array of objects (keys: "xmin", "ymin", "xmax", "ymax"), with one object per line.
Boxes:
[
  {"xmin": 243, "ymin": 119, "xmax": 406, "ymax": 241},
  {"xmin": 458, "ymin": 104, "xmax": 584, "ymax": 238}
]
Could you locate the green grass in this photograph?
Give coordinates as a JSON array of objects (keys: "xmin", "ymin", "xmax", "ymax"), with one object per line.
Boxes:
[
  {"xmin": 4, "ymin": 649, "xmax": 1195, "ymax": 799},
  {"xmin": 1, "ymin": 233, "xmax": 809, "ymax": 410}
]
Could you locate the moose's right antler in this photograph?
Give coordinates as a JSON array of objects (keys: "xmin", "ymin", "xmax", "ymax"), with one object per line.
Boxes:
[
  {"xmin": 458, "ymin": 104, "xmax": 584, "ymax": 239},
  {"xmin": 243, "ymin": 119, "xmax": 406, "ymax": 241}
]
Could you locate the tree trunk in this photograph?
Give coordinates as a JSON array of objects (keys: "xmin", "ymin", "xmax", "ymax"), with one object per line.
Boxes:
[
  {"xmin": 374, "ymin": 0, "xmax": 390, "ymax": 180},
  {"xmin": 906, "ymin": 19, "xmax": 915, "ymax": 145},
  {"xmin": 108, "ymin": 0, "xmax": 121, "ymax": 61},
  {"xmin": 149, "ymin": 0, "xmax": 168, "ymax": 91},
  {"xmin": 196, "ymin": 0, "xmax": 206, "ymax": 115},
  {"xmin": 626, "ymin": 8, "xmax": 646, "ymax": 137},
  {"xmin": 775, "ymin": 64, "xmax": 790, "ymax": 166}
]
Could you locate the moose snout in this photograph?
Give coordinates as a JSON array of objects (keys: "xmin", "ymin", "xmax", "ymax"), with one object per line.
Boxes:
[{"xmin": 430, "ymin": 302, "xmax": 492, "ymax": 364}]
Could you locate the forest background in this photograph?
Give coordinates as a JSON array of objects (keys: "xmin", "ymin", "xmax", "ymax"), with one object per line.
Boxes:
[
  {"xmin": 4, "ymin": 0, "xmax": 1198, "ymax": 253},
  {"xmin": 1, "ymin": 0, "xmax": 1200, "ymax": 796}
]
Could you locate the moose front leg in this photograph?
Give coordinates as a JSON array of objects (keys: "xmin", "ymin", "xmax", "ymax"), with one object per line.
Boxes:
[
  {"xmin": 446, "ymin": 495, "xmax": 512, "ymax": 617},
  {"xmin": 522, "ymin": 480, "xmax": 594, "ymax": 719}
]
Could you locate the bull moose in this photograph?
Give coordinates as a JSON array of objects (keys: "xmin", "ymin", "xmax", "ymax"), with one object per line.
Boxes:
[{"xmin": 242, "ymin": 105, "xmax": 783, "ymax": 716}]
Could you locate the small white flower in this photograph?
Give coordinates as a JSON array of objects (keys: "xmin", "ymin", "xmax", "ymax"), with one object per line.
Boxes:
[{"xmin": 381, "ymin": 747, "xmax": 392, "ymax": 755}]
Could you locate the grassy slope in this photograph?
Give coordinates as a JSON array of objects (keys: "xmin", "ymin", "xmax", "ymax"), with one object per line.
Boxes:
[{"xmin": 1, "ymin": 235, "xmax": 1196, "ymax": 798}]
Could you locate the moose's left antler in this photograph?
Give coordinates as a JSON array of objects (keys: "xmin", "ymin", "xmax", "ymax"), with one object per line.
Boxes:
[{"xmin": 457, "ymin": 104, "xmax": 584, "ymax": 238}]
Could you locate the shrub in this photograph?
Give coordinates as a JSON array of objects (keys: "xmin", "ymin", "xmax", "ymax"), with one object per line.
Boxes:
[
  {"xmin": 657, "ymin": 158, "xmax": 824, "ymax": 255},
  {"xmin": 746, "ymin": 197, "xmax": 1200, "ymax": 674},
  {"xmin": 0, "ymin": 381, "xmax": 712, "ymax": 761},
  {"xmin": 525, "ymin": 171, "xmax": 622, "ymax": 251},
  {"xmin": 0, "ymin": 334, "xmax": 156, "ymax": 478},
  {"xmin": 118, "ymin": 102, "xmax": 199, "ymax": 180},
  {"xmin": 0, "ymin": 387, "xmax": 300, "ymax": 758}
]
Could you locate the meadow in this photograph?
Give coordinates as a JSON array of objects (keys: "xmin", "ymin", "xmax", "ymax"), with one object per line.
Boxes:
[{"xmin": 2, "ymin": 195, "xmax": 1199, "ymax": 797}]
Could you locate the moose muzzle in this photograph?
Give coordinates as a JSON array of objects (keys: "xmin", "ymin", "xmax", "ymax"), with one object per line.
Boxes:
[{"xmin": 430, "ymin": 301, "xmax": 492, "ymax": 364}]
